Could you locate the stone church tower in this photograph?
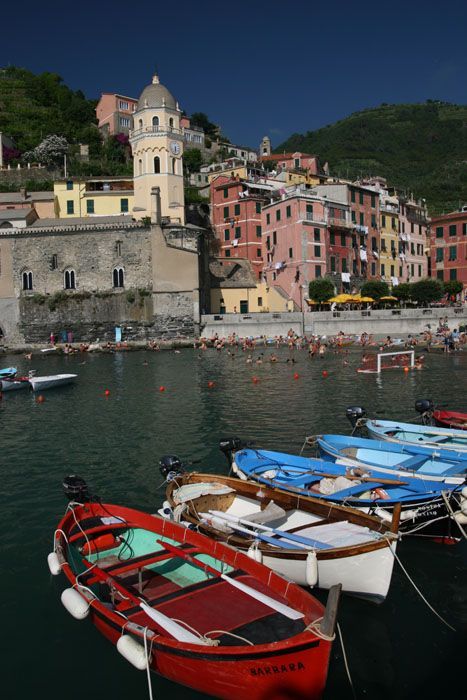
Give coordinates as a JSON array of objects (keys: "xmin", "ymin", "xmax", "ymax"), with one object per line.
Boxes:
[
  {"xmin": 130, "ymin": 73, "xmax": 185, "ymax": 224},
  {"xmin": 260, "ymin": 135, "xmax": 271, "ymax": 157}
]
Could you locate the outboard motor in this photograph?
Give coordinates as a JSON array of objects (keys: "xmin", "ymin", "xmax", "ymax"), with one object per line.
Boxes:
[
  {"xmin": 159, "ymin": 455, "xmax": 184, "ymax": 481},
  {"xmin": 415, "ymin": 399, "xmax": 434, "ymax": 425},
  {"xmin": 63, "ymin": 475, "xmax": 90, "ymax": 503},
  {"xmin": 345, "ymin": 406, "xmax": 366, "ymax": 432},
  {"xmin": 219, "ymin": 437, "xmax": 244, "ymax": 466}
]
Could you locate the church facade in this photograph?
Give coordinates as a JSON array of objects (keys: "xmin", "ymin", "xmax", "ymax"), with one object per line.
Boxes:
[{"xmin": 0, "ymin": 74, "xmax": 202, "ymax": 345}]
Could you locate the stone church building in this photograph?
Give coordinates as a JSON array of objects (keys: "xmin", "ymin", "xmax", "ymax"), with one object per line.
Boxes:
[{"xmin": 0, "ymin": 74, "xmax": 202, "ymax": 345}]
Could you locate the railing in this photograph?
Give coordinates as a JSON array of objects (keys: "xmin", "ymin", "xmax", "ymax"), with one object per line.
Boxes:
[
  {"xmin": 299, "ymin": 213, "xmax": 326, "ymax": 224},
  {"xmin": 328, "ymin": 216, "xmax": 353, "ymax": 228},
  {"xmin": 130, "ymin": 126, "xmax": 183, "ymax": 137}
]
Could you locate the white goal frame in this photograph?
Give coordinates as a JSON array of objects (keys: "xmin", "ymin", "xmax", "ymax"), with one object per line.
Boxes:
[{"xmin": 376, "ymin": 350, "xmax": 415, "ymax": 374}]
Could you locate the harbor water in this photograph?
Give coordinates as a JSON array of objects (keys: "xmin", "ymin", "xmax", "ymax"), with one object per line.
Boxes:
[{"xmin": 1, "ymin": 347, "xmax": 466, "ymax": 699}]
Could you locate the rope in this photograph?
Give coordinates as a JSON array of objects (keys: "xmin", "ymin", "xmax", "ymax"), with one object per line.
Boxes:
[
  {"xmin": 441, "ymin": 490, "xmax": 467, "ymax": 540},
  {"xmin": 337, "ymin": 622, "xmax": 356, "ymax": 700},
  {"xmin": 385, "ymin": 538, "xmax": 456, "ymax": 632},
  {"xmin": 204, "ymin": 630, "xmax": 253, "ymax": 646},
  {"xmin": 143, "ymin": 627, "xmax": 154, "ymax": 700},
  {"xmin": 305, "ymin": 617, "xmax": 336, "ymax": 641}
]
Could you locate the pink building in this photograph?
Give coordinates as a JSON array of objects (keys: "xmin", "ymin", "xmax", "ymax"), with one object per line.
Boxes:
[
  {"xmin": 261, "ymin": 189, "xmax": 329, "ymax": 308},
  {"xmin": 260, "ymin": 152, "xmax": 320, "ymax": 174},
  {"xmin": 210, "ymin": 175, "xmax": 272, "ymax": 278},
  {"xmin": 398, "ymin": 197, "xmax": 429, "ymax": 282},
  {"xmin": 430, "ymin": 208, "xmax": 467, "ymax": 291},
  {"xmin": 96, "ymin": 93, "xmax": 138, "ymax": 135}
]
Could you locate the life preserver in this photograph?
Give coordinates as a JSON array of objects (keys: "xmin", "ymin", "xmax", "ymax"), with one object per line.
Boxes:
[
  {"xmin": 371, "ymin": 488, "xmax": 390, "ymax": 500},
  {"xmin": 81, "ymin": 533, "xmax": 117, "ymax": 555}
]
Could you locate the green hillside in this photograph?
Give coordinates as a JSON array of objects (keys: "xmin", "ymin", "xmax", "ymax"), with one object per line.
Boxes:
[{"xmin": 276, "ymin": 101, "xmax": 467, "ymax": 214}]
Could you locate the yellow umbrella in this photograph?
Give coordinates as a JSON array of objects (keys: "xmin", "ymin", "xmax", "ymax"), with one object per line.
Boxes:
[
  {"xmin": 380, "ymin": 295, "xmax": 398, "ymax": 301},
  {"xmin": 350, "ymin": 294, "xmax": 362, "ymax": 301},
  {"xmin": 327, "ymin": 294, "xmax": 353, "ymax": 303},
  {"xmin": 359, "ymin": 296, "xmax": 374, "ymax": 302},
  {"xmin": 306, "ymin": 299, "xmax": 318, "ymax": 305}
]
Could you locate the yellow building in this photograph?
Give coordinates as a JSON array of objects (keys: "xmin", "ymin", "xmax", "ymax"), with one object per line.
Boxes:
[
  {"xmin": 54, "ymin": 177, "xmax": 134, "ymax": 218},
  {"xmin": 379, "ymin": 196, "xmax": 399, "ymax": 283},
  {"xmin": 209, "ymin": 259, "xmax": 288, "ymax": 313}
]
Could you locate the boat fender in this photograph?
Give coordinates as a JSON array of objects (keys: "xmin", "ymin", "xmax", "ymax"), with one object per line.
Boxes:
[
  {"xmin": 461, "ymin": 500, "xmax": 467, "ymax": 516},
  {"xmin": 461, "ymin": 486, "xmax": 467, "ymax": 500},
  {"xmin": 454, "ymin": 512, "xmax": 467, "ymax": 525},
  {"xmin": 247, "ymin": 544, "xmax": 262, "ymax": 563},
  {"xmin": 373, "ymin": 508, "xmax": 393, "ymax": 523},
  {"xmin": 61, "ymin": 588, "xmax": 89, "ymax": 620},
  {"xmin": 81, "ymin": 533, "xmax": 117, "ymax": 555},
  {"xmin": 117, "ymin": 634, "xmax": 148, "ymax": 670},
  {"xmin": 47, "ymin": 551, "xmax": 61, "ymax": 576},
  {"xmin": 399, "ymin": 509, "xmax": 418, "ymax": 522},
  {"xmin": 161, "ymin": 501, "xmax": 173, "ymax": 519},
  {"xmin": 305, "ymin": 551, "xmax": 318, "ymax": 587}
]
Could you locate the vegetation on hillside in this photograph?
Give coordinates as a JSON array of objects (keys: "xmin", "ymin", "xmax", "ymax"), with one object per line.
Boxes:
[{"xmin": 276, "ymin": 101, "xmax": 467, "ymax": 214}]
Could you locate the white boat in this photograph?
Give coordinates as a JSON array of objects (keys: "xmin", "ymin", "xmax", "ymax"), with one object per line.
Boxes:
[
  {"xmin": 161, "ymin": 471, "xmax": 399, "ymax": 603},
  {"xmin": 28, "ymin": 373, "xmax": 77, "ymax": 391},
  {"xmin": 0, "ymin": 377, "xmax": 30, "ymax": 391}
]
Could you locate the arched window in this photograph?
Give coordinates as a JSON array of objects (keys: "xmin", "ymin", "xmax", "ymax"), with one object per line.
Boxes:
[
  {"xmin": 138, "ymin": 119, "xmax": 143, "ymax": 129},
  {"xmin": 169, "ymin": 117, "xmax": 174, "ymax": 129},
  {"xmin": 64, "ymin": 269, "xmax": 76, "ymax": 290},
  {"xmin": 113, "ymin": 266, "xmax": 124, "ymax": 288},
  {"xmin": 22, "ymin": 271, "xmax": 33, "ymax": 291},
  {"xmin": 172, "ymin": 157, "xmax": 176, "ymax": 174},
  {"xmin": 154, "ymin": 156, "xmax": 160, "ymax": 174},
  {"xmin": 138, "ymin": 158, "xmax": 143, "ymax": 175},
  {"xmin": 152, "ymin": 116, "xmax": 159, "ymax": 128}
]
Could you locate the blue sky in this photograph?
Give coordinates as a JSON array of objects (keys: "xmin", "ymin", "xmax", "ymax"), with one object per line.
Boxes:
[{"xmin": 2, "ymin": 0, "xmax": 466, "ymax": 149}]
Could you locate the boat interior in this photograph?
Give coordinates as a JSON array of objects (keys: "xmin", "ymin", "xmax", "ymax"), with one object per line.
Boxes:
[{"xmin": 67, "ymin": 520, "xmax": 307, "ymax": 646}]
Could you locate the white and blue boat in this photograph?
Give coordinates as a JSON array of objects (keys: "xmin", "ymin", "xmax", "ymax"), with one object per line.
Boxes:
[
  {"xmin": 0, "ymin": 367, "xmax": 17, "ymax": 379},
  {"xmin": 316, "ymin": 433, "xmax": 467, "ymax": 481},
  {"xmin": 220, "ymin": 441, "xmax": 467, "ymax": 541},
  {"xmin": 364, "ymin": 418, "xmax": 467, "ymax": 453}
]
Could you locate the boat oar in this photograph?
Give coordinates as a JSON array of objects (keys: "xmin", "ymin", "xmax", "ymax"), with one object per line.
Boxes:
[
  {"xmin": 206, "ymin": 514, "xmax": 307, "ymax": 550},
  {"xmin": 156, "ymin": 539, "xmax": 304, "ymax": 620},
  {"xmin": 209, "ymin": 510, "xmax": 332, "ymax": 550}
]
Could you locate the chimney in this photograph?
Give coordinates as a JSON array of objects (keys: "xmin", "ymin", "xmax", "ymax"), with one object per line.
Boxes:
[
  {"xmin": 20, "ymin": 186, "xmax": 27, "ymax": 201},
  {"xmin": 150, "ymin": 186, "xmax": 161, "ymax": 225}
]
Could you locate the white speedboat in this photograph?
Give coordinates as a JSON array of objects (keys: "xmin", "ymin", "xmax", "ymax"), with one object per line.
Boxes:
[{"xmin": 28, "ymin": 373, "xmax": 77, "ymax": 391}]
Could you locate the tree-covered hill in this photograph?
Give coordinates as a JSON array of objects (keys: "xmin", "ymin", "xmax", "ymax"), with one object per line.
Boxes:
[{"xmin": 276, "ymin": 101, "xmax": 467, "ymax": 214}]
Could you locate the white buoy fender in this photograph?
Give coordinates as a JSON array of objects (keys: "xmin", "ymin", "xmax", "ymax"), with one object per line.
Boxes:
[
  {"xmin": 305, "ymin": 551, "xmax": 318, "ymax": 587},
  {"xmin": 61, "ymin": 588, "xmax": 89, "ymax": 620},
  {"xmin": 461, "ymin": 486, "xmax": 467, "ymax": 500},
  {"xmin": 47, "ymin": 551, "xmax": 61, "ymax": 576},
  {"xmin": 247, "ymin": 544, "xmax": 262, "ymax": 563},
  {"xmin": 374, "ymin": 508, "xmax": 393, "ymax": 523},
  {"xmin": 398, "ymin": 509, "xmax": 418, "ymax": 522},
  {"xmin": 454, "ymin": 512, "xmax": 467, "ymax": 525},
  {"xmin": 461, "ymin": 500, "xmax": 467, "ymax": 516},
  {"xmin": 117, "ymin": 634, "xmax": 148, "ymax": 670}
]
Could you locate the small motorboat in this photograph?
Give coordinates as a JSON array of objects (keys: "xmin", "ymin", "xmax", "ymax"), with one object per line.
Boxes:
[
  {"xmin": 434, "ymin": 410, "xmax": 467, "ymax": 431},
  {"xmin": 0, "ymin": 367, "xmax": 17, "ymax": 379},
  {"xmin": 364, "ymin": 419, "xmax": 467, "ymax": 453},
  {"xmin": 160, "ymin": 467, "xmax": 399, "ymax": 603},
  {"xmin": 0, "ymin": 376, "xmax": 30, "ymax": 391},
  {"xmin": 219, "ymin": 440, "xmax": 467, "ymax": 542},
  {"xmin": 28, "ymin": 373, "xmax": 77, "ymax": 391},
  {"xmin": 50, "ymin": 476, "xmax": 340, "ymax": 700}
]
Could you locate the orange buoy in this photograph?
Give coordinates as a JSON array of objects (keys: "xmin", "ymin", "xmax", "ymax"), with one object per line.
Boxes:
[
  {"xmin": 252, "ymin": 376, "xmax": 259, "ymax": 384},
  {"xmin": 36, "ymin": 394, "xmax": 45, "ymax": 403},
  {"xmin": 322, "ymin": 370, "xmax": 328, "ymax": 378},
  {"xmin": 104, "ymin": 389, "xmax": 111, "ymax": 397},
  {"xmin": 293, "ymin": 372, "xmax": 299, "ymax": 380},
  {"xmin": 159, "ymin": 386, "xmax": 166, "ymax": 392},
  {"xmin": 403, "ymin": 366, "xmax": 409, "ymax": 373},
  {"xmin": 207, "ymin": 381, "xmax": 215, "ymax": 389}
]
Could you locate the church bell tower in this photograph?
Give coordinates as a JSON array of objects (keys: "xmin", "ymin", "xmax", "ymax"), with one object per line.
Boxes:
[{"xmin": 130, "ymin": 73, "xmax": 185, "ymax": 224}]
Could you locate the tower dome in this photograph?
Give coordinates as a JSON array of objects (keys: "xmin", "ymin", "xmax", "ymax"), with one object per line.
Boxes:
[{"xmin": 137, "ymin": 73, "xmax": 177, "ymax": 111}]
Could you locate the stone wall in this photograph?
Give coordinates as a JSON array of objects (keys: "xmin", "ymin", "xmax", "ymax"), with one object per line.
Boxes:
[{"xmin": 0, "ymin": 167, "xmax": 58, "ymax": 188}]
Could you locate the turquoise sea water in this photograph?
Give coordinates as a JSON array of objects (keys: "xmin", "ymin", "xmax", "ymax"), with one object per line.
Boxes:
[{"xmin": 1, "ymin": 347, "xmax": 466, "ymax": 699}]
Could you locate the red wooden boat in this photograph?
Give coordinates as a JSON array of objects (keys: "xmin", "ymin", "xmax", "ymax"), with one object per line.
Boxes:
[
  {"xmin": 50, "ymin": 490, "xmax": 340, "ymax": 699},
  {"xmin": 434, "ymin": 410, "xmax": 467, "ymax": 431}
]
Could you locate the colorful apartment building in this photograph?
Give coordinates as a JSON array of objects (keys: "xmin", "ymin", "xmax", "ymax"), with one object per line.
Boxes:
[
  {"xmin": 260, "ymin": 152, "xmax": 320, "ymax": 175},
  {"xmin": 430, "ymin": 208, "xmax": 467, "ymax": 289},
  {"xmin": 210, "ymin": 175, "xmax": 273, "ymax": 277},
  {"xmin": 54, "ymin": 177, "xmax": 134, "ymax": 218},
  {"xmin": 96, "ymin": 93, "xmax": 138, "ymax": 136},
  {"xmin": 379, "ymin": 195, "xmax": 400, "ymax": 284},
  {"xmin": 261, "ymin": 187, "xmax": 329, "ymax": 309},
  {"xmin": 398, "ymin": 196, "xmax": 429, "ymax": 282}
]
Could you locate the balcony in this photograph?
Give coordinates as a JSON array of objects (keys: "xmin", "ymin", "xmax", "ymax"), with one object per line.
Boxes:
[
  {"xmin": 380, "ymin": 202, "xmax": 399, "ymax": 214},
  {"xmin": 299, "ymin": 213, "xmax": 326, "ymax": 225},
  {"xmin": 130, "ymin": 126, "xmax": 184, "ymax": 138},
  {"xmin": 327, "ymin": 215, "xmax": 353, "ymax": 229}
]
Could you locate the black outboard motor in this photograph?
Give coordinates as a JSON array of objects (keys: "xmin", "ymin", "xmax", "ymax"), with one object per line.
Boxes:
[
  {"xmin": 63, "ymin": 475, "xmax": 90, "ymax": 503},
  {"xmin": 415, "ymin": 399, "xmax": 434, "ymax": 425},
  {"xmin": 159, "ymin": 455, "xmax": 184, "ymax": 481},
  {"xmin": 219, "ymin": 437, "xmax": 244, "ymax": 466},
  {"xmin": 346, "ymin": 406, "xmax": 366, "ymax": 431}
]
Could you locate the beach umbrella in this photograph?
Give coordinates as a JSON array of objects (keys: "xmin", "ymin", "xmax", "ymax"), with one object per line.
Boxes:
[
  {"xmin": 327, "ymin": 294, "xmax": 353, "ymax": 303},
  {"xmin": 359, "ymin": 296, "xmax": 374, "ymax": 302},
  {"xmin": 380, "ymin": 295, "xmax": 398, "ymax": 301},
  {"xmin": 305, "ymin": 299, "xmax": 318, "ymax": 305}
]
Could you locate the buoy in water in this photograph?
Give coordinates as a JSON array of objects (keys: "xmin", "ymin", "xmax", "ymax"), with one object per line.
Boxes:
[
  {"xmin": 36, "ymin": 395, "xmax": 45, "ymax": 403},
  {"xmin": 159, "ymin": 386, "xmax": 166, "ymax": 392},
  {"xmin": 252, "ymin": 376, "xmax": 259, "ymax": 384},
  {"xmin": 322, "ymin": 370, "xmax": 328, "ymax": 378},
  {"xmin": 104, "ymin": 389, "xmax": 111, "ymax": 396},
  {"xmin": 207, "ymin": 381, "xmax": 215, "ymax": 389},
  {"xmin": 403, "ymin": 366, "xmax": 409, "ymax": 373},
  {"xmin": 293, "ymin": 372, "xmax": 299, "ymax": 380}
]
